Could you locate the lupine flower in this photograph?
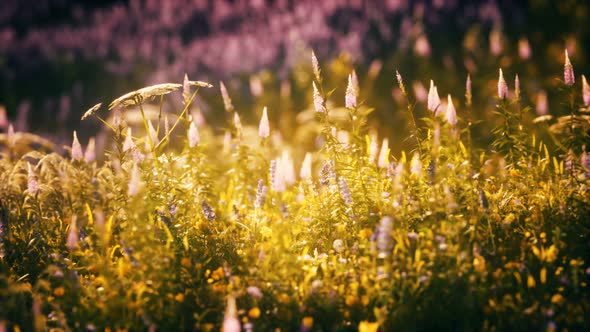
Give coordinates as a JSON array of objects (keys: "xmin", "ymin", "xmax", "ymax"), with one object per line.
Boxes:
[
  {"xmin": 582, "ymin": 75, "xmax": 590, "ymax": 107},
  {"xmin": 66, "ymin": 216, "xmax": 79, "ymax": 250},
  {"xmin": 201, "ymin": 201, "xmax": 216, "ymax": 221},
  {"xmin": 233, "ymin": 112, "xmax": 242, "ymax": 131},
  {"xmin": 376, "ymin": 216, "xmax": 393, "ymax": 258},
  {"xmin": 345, "ymin": 73, "xmax": 358, "ymax": 109},
  {"xmin": 128, "ymin": 163, "xmax": 141, "ymax": 196},
  {"xmin": 564, "ymin": 49, "xmax": 575, "ymax": 86},
  {"xmin": 427, "ymin": 80, "xmax": 441, "ymax": 113},
  {"xmin": 71, "ymin": 131, "xmax": 83, "ymax": 161},
  {"xmin": 300, "ymin": 152, "xmax": 312, "ymax": 180},
  {"xmin": 311, "ymin": 50, "xmax": 321, "ymax": 82},
  {"xmin": 377, "ymin": 138, "xmax": 389, "ymax": 168},
  {"xmin": 445, "ymin": 94, "xmax": 457, "ymax": 126},
  {"xmin": 410, "ymin": 153, "xmax": 422, "ymax": 177},
  {"xmin": 254, "ymin": 179, "xmax": 268, "ymax": 209},
  {"xmin": 338, "ymin": 177, "xmax": 353, "ymax": 205},
  {"xmin": 498, "ymin": 68, "xmax": 508, "ymax": 99},
  {"xmin": 518, "ymin": 38, "xmax": 531, "ymax": 59},
  {"xmin": 220, "ymin": 81, "xmax": 234, "ymax": 112},
  {"xmin": 514, "ymin": 74, "xmax": 521, "ymax": 100},
  {"xmin": 465, "ymin": 74, "xmax": 472, "ymax": 107},
  {"xmin": 536, "ymin": 91, "xmax": 548, "ymax": 115},
  {"xmin": 188, "ymin": 121, "xmax": 200, "ymax": 148},
  {"xmin": 27, "ymin": 162, "xmax": 39, "ymax": 196},
  {"xmin": 351, "ymin": 70, "xmax": 359, "ymax": 97},
  {"xmin": 312, "ymin": 81, "xmax": 326, "ymax": 113},
  {"xmin": 84, "ymin": 137, "xmax": 96, "ymax": 162},
  {"xmin": 258, "ymin": 107, "xmax": 270, "ymax": 138},
  {"xmin": 319, "ymin": 160, "xmax": 336, "ymax": 187},
  {"xmin": 183, "ymin": 73, "xmax": 191, "ymax": 105},
  {"xmin": 223, "ymin": 296, "xmax": 241, "ymax": 332}
]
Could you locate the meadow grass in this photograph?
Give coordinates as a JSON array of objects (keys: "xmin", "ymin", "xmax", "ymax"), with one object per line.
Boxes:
[{"xmin": 1, "ymin": 51, "xmax": 589, "ymax": 332}]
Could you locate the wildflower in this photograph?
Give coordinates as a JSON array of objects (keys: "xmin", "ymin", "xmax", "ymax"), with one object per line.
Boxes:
[
  {"xmin": 427, "ymin": 80, "xmax": 440, "ymax": 113},
  {"xmin": 254, "ymin": 179, "xmax": 268, "ymax": 209},
  {"xmin": 233, "ymin": 112, "xmax": 242, "ymax": 131},
  {"xmin": 465, "ymin": 74, "xmax": 472, "ymax": 107},
  {"xmin": 377, "ymin": 138, "xmax": 389, "ymax": 168},
  {"xmin": 147, "ymin": 120, "xmax": 158, "ymax": 145},
  {"xmin": 27, "ymin": 162, "xmax": 39, "ymax": 196},
  {"xmin": 582, "ymin": 75, "xmax": 590, "ymax": 107},
  {"xmin": 109, "ymin": 83, "xmax": 182, "ymax": 110},
  {"xmin": 188, "ymin": 121, "xmax": 200, "ymax": 148},
  {"xmin": 376, "ymin": 216, "xmax": 393, "ymax": 258},
  {"xmin": 338, "ymin": 177, "xmax": 353, "ymax": 205},
  {"xmin": 345, "ymin": 73, "xmax": 358, "ymax": 109},
  {"xmin": 396, "ymin": 70, "xmax": 407, "ymax": 96},
  {"xmin": 201, "ymin": 201, "xmax": 216, "ymax": 221},
  {"xmin": 123, "ymin": 128, "xmax": 135, "ymax": 152},
  {"xmin": 311, "ymin": 50, "xmax": 321, "ymax": 82},
  {"xmin": 414, "ymin": 34, "xmax": 431, "ymax": 57},
  {"xmin": 445, "ymin": 94, "xmax": 457, "ymax": 126},
  {"xmin": 351, "ymin": 70, "xmax": 359, "ymax": 97},
  {"xmin": 498, "ymin": 68, "xmax": 508, "ymax": 99},
  {"xmin": 66, "ymin": 216, "xmax": 79, "ymax": 250},
  {"xmin": 319, "ymin": 160, "xmax": 336, "ymax": 187},
  {"xmin": 410, "ymin": 153, "xmax": 422, "ymax": 177},
  {"xmin": 518, "ymin": 38, "xmax": 532, "ymax": 59},
  {"xmin": 564, "ymin": 49, "xmax": 575, "ymax": 86},
  {"xmin": 312, "ymin": 82, "xmax": 326, "ymax": 113},
  {"xmin": 514, "ymin": 74, "xmax": 521, "ymax": 100},
  {"xmin": 300, "ymin": 152, "xmax": 312, "ymax": 180},
  {"xmin": 258, "ymin": 106, "xmax": 270, "ymax": 138},
  {"xmin": 247, "ymin": 286, "xmax": 263, "ymax": 299},
  {"xmin": 280, "ymin": 150, "xmax": 296, "ymax": 186},
  {"xmin": 84, "ymin": 137, "xmax": 96, "ymax": 163},
  {"xmin": 536, "ymin": 91, "xmax": 548, "ymax": 115},
  {"xmin": 220, "ymin": 81, "xmax": 234, "ymax": 112},
  {"xmin": 128, "ymin": 163, "xmax": 141, "ymax": 196},
  {"xmin": 183, "ymin": 73, "xmax": 190, "ymax": 105},
  {"xmin": 368, "ymin": 134, "xmax": 379, "ymax": 164},
  {"xmin": 81, "ymin": 102, "xmax": 102, "ymax": 120},
  {"xmin": 71, "ymin": 131, "xmax": 83, "ymax": 161}
]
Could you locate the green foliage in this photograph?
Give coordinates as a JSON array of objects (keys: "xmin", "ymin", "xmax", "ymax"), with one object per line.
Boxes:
[{"xmin": 1, "ymin": 59, "xmax": 590, "ymax": 332}]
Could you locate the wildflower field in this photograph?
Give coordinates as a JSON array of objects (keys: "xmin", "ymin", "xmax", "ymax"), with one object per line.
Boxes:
[{"xmin": 1, "ymin": 46, "xmax": 589, "ymax": 332}]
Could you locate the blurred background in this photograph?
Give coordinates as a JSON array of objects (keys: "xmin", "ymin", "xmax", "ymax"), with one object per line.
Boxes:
[{"xmin": 0, "ymin": 0, "xmax": 588, "ymax": 154}]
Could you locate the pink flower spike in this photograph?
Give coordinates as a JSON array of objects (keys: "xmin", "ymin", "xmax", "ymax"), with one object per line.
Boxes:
[
  {"xmin": 312, "ymin": 81, "xmax": 326, "ymax": 113},
  {"xmin": 71, "ymin": 131, "xmax": 83, "ymax": 161},
  {"xmin": 582, "ymin": 75, "xmax": 590, "ymax": 107},
  {"xmin": 188, "ymin": 121, "xmax": 200, "ymax": 148},
  {"xmin": 564, "ymin": 49, "xmax": 575, "ymax": 86},
  {"xmin": 311, "ymin": 50, "xmax": 321, "ymax": 82},
  {"xmin": 427, "ymin": 80, "xmax": 440, "ymax": 112},
  {"xmin": 220, "ymin": 81, "xmax": 234, "ymax": 112},
  {"xmin": 84, "ymin": 137, "xmax": 96, "ymax": 163},
  {"xmin": 498, "ymin": 69, "xmax": 508, "ymax": 99},
  {"xmin": 345, "ymin": 74, "xmax": 357, "ymax": 109},
  {"xmin": 258, "ymin": 106, "xmax": 270, "ymax": 138},
  {"xmin": 446, "ymin": 94, "xmax": 457, "ymax": 126}
]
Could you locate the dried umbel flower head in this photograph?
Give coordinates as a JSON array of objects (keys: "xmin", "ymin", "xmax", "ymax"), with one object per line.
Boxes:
[
  {"xmin": 445, "ymin": 94, "xmax": 457, "ymax": 126},
  {"xmin": 188, "ymin": 121, "xmax": 200, "ymax": 148},
  {"xmin": 498, "ymin": 68, "xmax": 508, "ymax": 99},
  {"xmin": 312, "ymin": 81, "xmax": 326, "ymax": 113},
  {"xmin": 582, "ymin": 75, "xmax": 590, "ymax": 107},
  {"xmin": 258, "ymin": 106, "xmax": 270, "ymax": 138},
  {"xmin": 220, "ymin": 81, "xmax": 234, "ymax": 112},
  {"xmin": 81, "ymin": 102, "xmax": 102, "ymax": 120},
  {"xmin": 109, "ymin": 83, "xmax": 182, "ymax": 110},
  {"xmin": 345, "ymin": 73, "xmax": 358, "ymax": 109},
  {"xmin": 564, "ymin": 49, "xmax": 575, "ymax": 86},
  {"xmin": 71, "ymin": 131, "xmax": 83, "ymax": 161},
  {"xmin": 84, "ymin": 137, "xmax": 96, "ymax": 163},
  {"xmin": 427, "ymin": 80, "xmax": 441, "ymax": 113}
]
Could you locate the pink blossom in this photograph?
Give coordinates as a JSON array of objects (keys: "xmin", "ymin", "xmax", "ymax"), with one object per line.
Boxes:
[
  {"xmin": 258, "ymin": 107, "xmax": 270, "ymax": 138},
  {"xmin": 564, "ymin": 49, "xmax": 575, "ymax": 86},
  {"xmin": 71, "ymin": 131, "xmax": 83, "ymax": 161},
  {"xmin": 498, "ymin": 69, "xmax": 508, "ymax": 99}
]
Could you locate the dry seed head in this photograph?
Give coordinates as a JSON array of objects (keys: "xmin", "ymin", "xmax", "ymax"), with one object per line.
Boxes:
[
  {"xmin": 233, "ymin": 111, "xmax": 242, "ymax": 131},
  {"xmin": 564, "ymin": 49, "xmax": 575, "ymax": 86},
  {"xmin": 498, "ymin": 68, "xmax": 508, "ymax": 99},
  {"xmin": 220, "ymin": 81, "xmax": 234, "ymax": 112},
  {"xmin": 445, "ymin": 94, "xmax": 457, "ymax": 126},
  {"xmin": 300, "ymin": 152, "xmax": 312, "ymax": 180},
  {"xmin": 71, "ymin": 131, "xmax": 83, "ymax": 161},
  {"xmin": 84, "ymin": 137, "xmax": 96, "ymax": 163},
  {"xmin": 81, "ymin": 102, "xmax": 102, "ymax": 120},
  {"xmin": 396, "ymin": 70, "xmax": 407, "ymax": 97},
  {"xmin": 582, "ymin": 75, "xmax": 590, "ymax": 107},
  {"xmin": 188, "ymin": 121, "xmax": 200, "ymax": 148},
  {"xmin": 312, "ymin": 81, "xmax": 326, "ymax": 113},
  {"xmin": 183, "ymin": 73, "xmax": 191, "ymax": 105},
  {"xmin": 345, "ymin": 74, "xmax": 358, "ymax": 109},
  {"xmin": 259, "ymin": 106, "xmax": 270, "ymax": 138}
]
